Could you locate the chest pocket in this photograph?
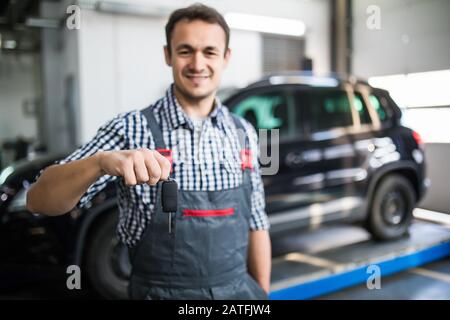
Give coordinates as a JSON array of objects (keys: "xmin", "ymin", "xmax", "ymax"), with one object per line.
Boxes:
[{"xmin": 224, "ymin": 157, "xmax": 241, "ymax": 174}]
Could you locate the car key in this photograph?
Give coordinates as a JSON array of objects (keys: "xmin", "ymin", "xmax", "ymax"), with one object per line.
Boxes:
[{"xmin": 161, "ymin": 178, "xmax": 178, "ymax": 234}]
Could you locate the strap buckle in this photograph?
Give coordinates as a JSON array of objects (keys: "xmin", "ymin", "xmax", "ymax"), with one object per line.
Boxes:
[
  {"xmin": 156, "ymin": 148, "xmax": 173, "ymax": 173},
  {"xmin": 240, "ymin": 149, "xmax": 253, "ymax": 171}
]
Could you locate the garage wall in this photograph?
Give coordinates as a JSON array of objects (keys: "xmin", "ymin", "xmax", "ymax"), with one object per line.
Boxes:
[
  {"xmin": 419, "ymin": 143, "xmax": 450, "ymax": 214},
  {"xmin": 0, "ymin": 54, "xmax": 39, "ymax": 142},
  {"xmin": 351, "ymin": 0, "xmax": 450, "ymax": 214},
  {"xmin": 41, "ymin": 0, "xmax": 81, "ymax": 153},
  {"xmin": 352, "ymin": 0, "xmax": 450, "ymax": 78},
  {"xmin": 77, "ymin": 9, "xmax": 122, "ymax": 144},
  {"xmin": 210, "ymin": 0, "xmax": 330, "ymax": 74},
  {"xmin": 41, "ymin": 25, "xmax": 65, "ymax": 152}
]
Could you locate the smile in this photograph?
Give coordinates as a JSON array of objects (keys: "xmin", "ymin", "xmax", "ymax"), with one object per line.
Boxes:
[{"xmin": 186, "ymin": 75, "xmax": 210, "ymax": 79}]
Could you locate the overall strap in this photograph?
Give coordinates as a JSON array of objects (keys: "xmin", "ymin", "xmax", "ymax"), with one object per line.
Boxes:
[
  {"xmin": 142, "ymin": 106, "xmax": 173, "ymax": 175},
  {"xmin": 230, "ymin": 113, "xmax": 249, "ymax": 150},
  {"xmin": 230, "ymin": 114, "xmax": 253, "ymax": 172},
  {"xmin": 142, "ymin": 106, "xmax": 166, "ymax": 149}
]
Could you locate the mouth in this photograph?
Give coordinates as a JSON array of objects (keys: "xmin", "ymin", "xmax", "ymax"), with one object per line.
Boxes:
[{"xmin": 184, "ymin": 74, "xmax": 211, "ymax": 85}]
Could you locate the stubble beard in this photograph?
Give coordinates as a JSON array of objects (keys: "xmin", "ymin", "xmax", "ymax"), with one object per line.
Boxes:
[{"xmin": 174, "ymin": 81, "xmax": 216, "ymax": 105}]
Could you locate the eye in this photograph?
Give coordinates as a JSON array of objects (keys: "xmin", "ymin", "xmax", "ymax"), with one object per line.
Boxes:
[{"xmin": 178, "ymin": 50, "xmax": 191, "ymax": 56}]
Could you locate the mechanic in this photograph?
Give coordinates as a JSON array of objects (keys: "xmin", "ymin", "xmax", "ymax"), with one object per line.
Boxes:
[{"xmin": 26, "ymin": 3, "xmax": 271, "ymax": 300}]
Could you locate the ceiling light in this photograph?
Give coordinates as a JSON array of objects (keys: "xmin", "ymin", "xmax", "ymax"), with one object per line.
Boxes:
[{"xmin": 225, "ymin": 12, "xmax": 306, "ymax": 37}]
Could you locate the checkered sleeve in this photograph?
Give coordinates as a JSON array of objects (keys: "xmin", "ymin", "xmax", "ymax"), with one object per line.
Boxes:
[
  {"xmin": 46, "ymin": 113, "xmax": 127, "ymax": 209},
  {"xmin": 241, "ymin": 119, "xmax": 270, "ymax": 231}
]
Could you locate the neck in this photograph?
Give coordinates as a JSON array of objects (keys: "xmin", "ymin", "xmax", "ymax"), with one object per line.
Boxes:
[{"xmin": 173, "ymin": 85, "xmax": 216, "ymax": 118}]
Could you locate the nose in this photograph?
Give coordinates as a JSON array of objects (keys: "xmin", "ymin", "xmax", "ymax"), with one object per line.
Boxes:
[{"xmin": 189, "ymin": 51, "xmax": 206, "ymax": 72}]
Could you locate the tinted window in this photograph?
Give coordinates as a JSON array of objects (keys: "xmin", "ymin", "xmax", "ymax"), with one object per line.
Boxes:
[
  {"xmin": 354, "ymin": 92, "xmax": 372, "ymax": 125},
  {"xmin": 369, "ymin": 94, "xmax": 390, "ymax": 122},
  {"xmin": 303, "ymin": 90, "xmax": 353, "ymax": 132},
  {"xmin": 231, "ymin": 90, "xmax": 296, "ymax": 139}
]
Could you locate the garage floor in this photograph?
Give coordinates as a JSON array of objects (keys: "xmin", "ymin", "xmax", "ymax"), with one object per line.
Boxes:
[{"xmin": 318, "ymin": 257, "xmax": 450, "ymax": 299}]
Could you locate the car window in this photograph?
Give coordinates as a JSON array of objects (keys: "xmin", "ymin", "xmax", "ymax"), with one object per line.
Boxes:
[
  {"xmin": 303, "ymin": 90, "xmax": 353, "ymax": 132},
  {"xmin": 354, "ymin": 92, "xmax": 372, "ymax": 125},
  {"xmin": 369, "ymin": 94, "xmax": 390, "ymax": 122},
  {"xmin": 231, "ymin": 89, "xmax": 296, "ymax": 139}
]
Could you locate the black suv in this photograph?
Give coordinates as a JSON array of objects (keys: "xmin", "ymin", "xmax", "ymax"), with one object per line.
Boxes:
[
  {"xmin": 0, "ymin": 73, "xmax": 427, "ymax": 299},
  {"xmin": 225, "ymin": 72, "xmax": 427, "ymax": 240}
]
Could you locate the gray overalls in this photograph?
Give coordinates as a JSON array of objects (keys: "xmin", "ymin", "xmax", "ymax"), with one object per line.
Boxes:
[{"xmin": 127, "ymin": 106, "xmax": 268, "ymax": 300}]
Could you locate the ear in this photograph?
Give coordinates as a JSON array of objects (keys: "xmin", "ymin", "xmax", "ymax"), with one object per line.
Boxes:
[
  {"xmin": 164, "ymin": 45, "xmax": 172, "ymax": 66},
  {"xmin": 223, "ymin": 48, "xmax": 232, "ymax": 69}
]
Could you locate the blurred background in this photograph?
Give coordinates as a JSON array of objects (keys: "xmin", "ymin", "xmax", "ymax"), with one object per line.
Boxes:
[{"xmin": 0, "ymin": 0, "xmax": 449, "ymax": 300}]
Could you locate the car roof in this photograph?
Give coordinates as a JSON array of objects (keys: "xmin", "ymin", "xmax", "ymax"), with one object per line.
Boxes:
[{"xmin": 245, "ymin": 71, "xmax": 371, "ymax": 89}]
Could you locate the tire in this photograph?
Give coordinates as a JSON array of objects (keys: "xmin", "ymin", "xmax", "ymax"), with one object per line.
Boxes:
[
  {"xmin": 367, "ymin": 174, "xmax": 416, "ymax": 240},
  {"xmin": 85, "ymin": 210, "xmax": 131, "ymax": 299}
]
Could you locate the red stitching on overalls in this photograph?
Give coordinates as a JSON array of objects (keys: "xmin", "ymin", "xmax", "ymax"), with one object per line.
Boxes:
[{"xmin": 182, "ymin": 208, "xmax": 235, "ymax": 217}]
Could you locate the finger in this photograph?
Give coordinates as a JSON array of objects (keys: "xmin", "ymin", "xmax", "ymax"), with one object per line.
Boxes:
[
  {"xmin": 153, "ymin": 151, "xmax": 171, "ymax": 180},
  {"xmin": 133, "ymin": 151, "xmax": 150, "ymax": 184},
  {"xmin": 122, "ymin": 158, "xmax": 137, "ymax": 186},
  {"xmin": 142, "ymin": 150, "xmax": 161, "ymax": 185}
]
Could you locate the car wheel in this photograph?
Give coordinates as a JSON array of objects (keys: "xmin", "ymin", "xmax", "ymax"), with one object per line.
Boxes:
[
  {"xmin": 85, "ymin": 210, "xmax": 131, "ymax": 299},
  {"xmin": 367, "ymin": 174, "xmax": 416, "ymax": 240}
]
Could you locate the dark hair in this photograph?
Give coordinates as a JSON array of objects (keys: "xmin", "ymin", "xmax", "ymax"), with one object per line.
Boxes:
[{"xmin": 165, "ymin": 3, "xmax": 230, "ymax": 55}]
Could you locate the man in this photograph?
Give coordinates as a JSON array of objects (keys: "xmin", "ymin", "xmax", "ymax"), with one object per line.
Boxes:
[{"xmin": 27, "ymin": 3, "xmax": 271, "ymax": 300}]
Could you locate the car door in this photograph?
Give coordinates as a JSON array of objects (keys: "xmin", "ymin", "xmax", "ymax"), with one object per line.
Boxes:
[
  {"xmin": 348, "ymin": 84, "xmax": 407, "ymax": 213},
  {"xmin": 296, "ymin": 87, "xmax": 364, "ymax": 224}
]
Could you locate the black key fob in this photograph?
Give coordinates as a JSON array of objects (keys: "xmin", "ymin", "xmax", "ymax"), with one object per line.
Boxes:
[{"xmin": 161, "ymin": 179, "xmax": 178, "ymax": 213}]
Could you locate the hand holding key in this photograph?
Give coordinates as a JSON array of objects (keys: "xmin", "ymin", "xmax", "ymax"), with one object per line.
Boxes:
[{"xmin": 96, "ymin": 148, "xmax": 171, "ymax": 186}]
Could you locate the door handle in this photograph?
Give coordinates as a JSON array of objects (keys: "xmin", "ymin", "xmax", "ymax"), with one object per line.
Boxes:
[{"xmin": 285, "ymin": 152, "xmax": 304, "ymax": 167}]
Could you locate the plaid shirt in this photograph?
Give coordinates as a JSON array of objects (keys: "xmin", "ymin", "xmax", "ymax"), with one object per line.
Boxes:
[{"xmin": 58, "ymin": 85, "xmax": 269, "ymax": 247}]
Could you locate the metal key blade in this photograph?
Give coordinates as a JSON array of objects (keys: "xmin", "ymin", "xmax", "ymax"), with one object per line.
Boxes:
[{"xmin": 169, "ymin": 212, "xmax": 172, "ymax": 234}]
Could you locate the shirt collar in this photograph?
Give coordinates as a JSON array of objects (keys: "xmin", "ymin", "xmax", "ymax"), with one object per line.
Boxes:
[{"xmin": 161, "ymin": 84, "xmax": 226, "ymax": 130}]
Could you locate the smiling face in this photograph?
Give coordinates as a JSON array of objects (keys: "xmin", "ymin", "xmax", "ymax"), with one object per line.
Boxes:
[{"xmin": 164, "ymin": 19, "xmax": 231, "ymax": 104}]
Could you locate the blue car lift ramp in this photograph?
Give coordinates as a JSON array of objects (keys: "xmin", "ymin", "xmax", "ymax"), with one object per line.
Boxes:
[{"xmin": 268, "ymin": 216, "xmax": 450, "ymax": 300}]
